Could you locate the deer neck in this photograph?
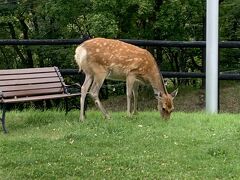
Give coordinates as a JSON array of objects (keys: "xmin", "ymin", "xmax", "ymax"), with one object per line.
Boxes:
[{"xmin": 150, "ymin": 68, "xmax": 168, "ymax": 96}]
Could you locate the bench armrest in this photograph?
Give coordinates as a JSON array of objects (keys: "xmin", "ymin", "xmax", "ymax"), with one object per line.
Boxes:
[
  {"xmin": 64, "ymin": 83, "xmax": 81, "ymax": 94},
  {"xmin": 65, "ymin": 83, "xmax": 81, "ymax": 88}
]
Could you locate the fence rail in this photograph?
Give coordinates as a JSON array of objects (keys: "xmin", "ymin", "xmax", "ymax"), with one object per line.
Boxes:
[
  {"xmin": 1, "ymin": 38, "xmax": 239, "ymax": 80},
  {"xmin": 0, "ymin": 39, "xmax": 240, "ymax": 48},
  {"xmin": 60, "ymin": 69, "xmax": 240, "ymax": 80}
]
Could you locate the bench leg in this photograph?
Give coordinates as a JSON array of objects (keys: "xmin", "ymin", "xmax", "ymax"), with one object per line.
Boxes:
[
  {"xmin": 1, "ymin": 104, "xmax": 7, "ymax": 133},
  {"xmin": 65, "ymin": 98, "xmax": 69, "ymax": 115}
]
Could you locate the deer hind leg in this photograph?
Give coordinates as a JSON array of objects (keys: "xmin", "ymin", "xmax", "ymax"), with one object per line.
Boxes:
[
  {"xmin": 126, "ymin": 75, "xmax": 136, "ymax": 116},
  {"xmin": 80, "ymin": 74, "xmax": 93, "ymax": 121},
  {"xmin": 89, "ymin": 73, "xmax": 110, "ymax": 119},
  {"xmin": 132, "ymin": 82, "xmax": 139, "ymax": 115}
]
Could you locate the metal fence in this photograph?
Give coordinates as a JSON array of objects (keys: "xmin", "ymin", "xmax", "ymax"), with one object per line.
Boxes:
[
  {"xmin": 0, "ymin": 38, "xmax": 239, "ymax": 48},
  {"xmin": 1, "ymin": 38, "xmax": 240, "ymax": 80}
]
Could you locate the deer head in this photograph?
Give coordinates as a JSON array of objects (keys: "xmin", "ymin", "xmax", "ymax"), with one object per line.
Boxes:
[
  {"xmin": 156, "ymin": 89, "xmax": 178, "ymax": 119},
  {"xmin": 75, "ymin": 38, "xmax": 178, "ymax": 121}
]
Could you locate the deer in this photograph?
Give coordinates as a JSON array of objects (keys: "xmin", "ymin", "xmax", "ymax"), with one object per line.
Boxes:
[{"xmin": 74, "ymin": 38, "xmax": 178, "ymax": 121}]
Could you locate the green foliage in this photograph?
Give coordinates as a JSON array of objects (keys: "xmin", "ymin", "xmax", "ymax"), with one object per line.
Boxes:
[
  {"xmin": 219, "ymin": 0, "xmax": 240, "ymax": 72},
  {"xmin": 86, "ymin": 13, "xmax": 119, "ymax": 37},
  {"xmin": 1, "ymin": 110, "xmax": 240, "ymax": 179},
  {"xmin": 220, "ymin": 0, "xmax": 240, "ymax": 41},
  {"xmin": 0, "ymin": 0, "xmax": 239, "ymax": 86}
]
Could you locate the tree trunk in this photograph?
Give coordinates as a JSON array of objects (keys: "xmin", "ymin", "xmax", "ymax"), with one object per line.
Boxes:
[
  {"xmin": 8, "ymin": 22, "xmax": 27, "ymax": 68},
  {"xmin": 19, "ymin": 17, "xmax": 34, "ymax": 68}
]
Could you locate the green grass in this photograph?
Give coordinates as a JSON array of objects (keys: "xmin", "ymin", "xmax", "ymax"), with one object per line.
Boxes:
[{"xmin": 1, "ymin": 110, "xmax": 240, "ymax": 179}]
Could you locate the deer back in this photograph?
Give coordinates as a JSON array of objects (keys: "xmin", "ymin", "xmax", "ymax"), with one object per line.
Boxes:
[{"xmin": 76, "ymin": 38, "xmax": 161, "ymax": 81}]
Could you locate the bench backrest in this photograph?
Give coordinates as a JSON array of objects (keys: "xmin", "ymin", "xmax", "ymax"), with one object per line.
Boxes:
[{"xmin": 0, "ymin": 67, "xmax": 66, "ymax": 99}]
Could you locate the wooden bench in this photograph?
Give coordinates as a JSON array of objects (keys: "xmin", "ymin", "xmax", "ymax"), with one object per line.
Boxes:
[{"xmin": 0, "ymin": 67, "xmax": 81, "ymax": 133}]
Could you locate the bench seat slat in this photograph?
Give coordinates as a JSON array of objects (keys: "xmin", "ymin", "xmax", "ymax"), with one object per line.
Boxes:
[
  {"xmin": 0, "ymin": 83, "xmax": 62, "ymax": 92},
  {"xmin": 1, "ymin": 93, "xmax": 81, "ymax": 103},
  {"xmin": 0, "ymin": 77, "xmax": 61, "ymax": 86},
  {"xmin": 2, "ymin": 87, "xmax": 64, "ymax": 98},
  {"xmin": 0, "ymin": 72, "xmax": 58, "ymax": 81},
  {"xmin": 0, "ymin": 67, "xmax": 55, "ymax": 75}
]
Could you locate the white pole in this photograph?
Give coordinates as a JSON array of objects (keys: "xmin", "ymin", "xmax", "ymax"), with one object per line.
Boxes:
[{"xmin": 206, "ymin": 0, "xmax": 219, "ymax": 113}]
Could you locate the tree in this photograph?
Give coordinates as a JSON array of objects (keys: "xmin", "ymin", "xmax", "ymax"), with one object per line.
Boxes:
[{"xmin": 0, "ymin": 0, "xmax": 239, "ymax": 83}]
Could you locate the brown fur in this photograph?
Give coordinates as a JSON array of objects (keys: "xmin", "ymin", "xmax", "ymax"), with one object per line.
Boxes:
[{"xmin": 75, "ymin": 38, "xmax": 178, "ymax": 121}]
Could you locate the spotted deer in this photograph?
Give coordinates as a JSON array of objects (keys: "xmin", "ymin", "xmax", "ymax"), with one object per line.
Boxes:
[{"xmin": 75, "ymin": 38, "xmax": 178, "ymax": 121}]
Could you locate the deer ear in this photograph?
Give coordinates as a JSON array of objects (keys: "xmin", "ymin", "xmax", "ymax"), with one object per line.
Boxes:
[
  {"xmin": 170, "ymin": 88, "xmax": 178, "ymax": 99},
  {"xmin": 164, "ymin": 79, "xmax": 168, "ymax": 86}
]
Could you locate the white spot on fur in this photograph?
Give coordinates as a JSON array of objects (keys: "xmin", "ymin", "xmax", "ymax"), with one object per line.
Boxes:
[
  {"xmin": 96, "ymin": 49, "xmax": 100, "ymax": 52},
  {"xmin": 109, "ymin": 55, "xmax": 114, "ymax": 59}
]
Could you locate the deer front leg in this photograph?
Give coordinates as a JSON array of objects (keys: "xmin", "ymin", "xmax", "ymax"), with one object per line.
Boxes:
[
  {"xmin": 126, "ymin": 75, "xmax": 136, "ymax": 116},
  {"xmin": 80, "ymin": 74, "xmax": 93, "ymax": 121},
  {"xmin": 89, "ymin": 75, "xmax": 110, "ymax": 119},
  {"xmin": 132, "ymin": 82, "xmax": 139, "ymax": 115}
]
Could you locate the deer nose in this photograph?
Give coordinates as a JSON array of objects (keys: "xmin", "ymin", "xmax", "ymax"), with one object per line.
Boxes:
[
  {"xmin": 163, "ymin": 114, "xmax": 170, "ymax": 120},
  {"xmin": 160, "ymin": 111, "xmax": 171, "ymax": 120}
]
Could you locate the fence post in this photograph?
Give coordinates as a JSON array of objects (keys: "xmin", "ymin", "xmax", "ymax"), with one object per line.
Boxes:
[{"xmin": 206, "ymin": 0, "xmax": 219, "ymax": 113}]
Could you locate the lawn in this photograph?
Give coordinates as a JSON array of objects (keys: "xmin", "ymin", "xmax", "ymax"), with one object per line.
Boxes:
[{"xmin": 1, "ymin": 110, "xmax": 240, "ymax": 179}]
